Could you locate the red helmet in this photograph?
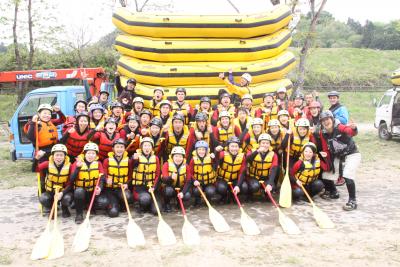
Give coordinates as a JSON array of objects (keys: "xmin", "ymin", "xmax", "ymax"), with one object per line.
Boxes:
[{"xmin": 309, "ymin": 101, "xmax": 321, "ymax": 109}]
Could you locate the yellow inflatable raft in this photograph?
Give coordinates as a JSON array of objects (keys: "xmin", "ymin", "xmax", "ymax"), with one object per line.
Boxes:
[
  {"xmin": 117, "ymin": 51, "xmax": 296, "ymax": 86},
  {"xmin": 118, "ymin": 77, "xmax": 292, "ymax": 106},
  {"xmin": 391, "ymin": 69, "xmax": 400, "ymax": 86},
  {"xmin": 112, "ymin": 5, "xmax": 292, "ymax": 38},
  {"xmin": 114, "ymin": 29, "xmax": 292, "ymax": 62}
]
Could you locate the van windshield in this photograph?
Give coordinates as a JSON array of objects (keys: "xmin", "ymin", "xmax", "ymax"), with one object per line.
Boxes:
[
  {"xmin": 18, "ymin": 94, "xmax": 57, "ymax": 117},
  {"xmin": 379, "ymin": 94, "xmax": 392, "ymax": 108}
]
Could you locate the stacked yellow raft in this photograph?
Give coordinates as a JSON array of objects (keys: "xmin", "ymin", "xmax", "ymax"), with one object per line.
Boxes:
[
  {"xmin": 391, "ymin": 69, "xmax": 400, "ymax": 86},
  {"xmin": 112, "ymin": 5, "xmax": 296, "ymax": 106}
]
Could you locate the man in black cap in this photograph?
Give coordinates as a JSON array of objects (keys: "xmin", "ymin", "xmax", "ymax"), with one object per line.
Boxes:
[
  {"xmin": 115, "ymin": 72, "xmax": 136, "ymax": 100},
  {"xmin": 328, "ymin": 91, "xmax": 349, "ymax": 125}
]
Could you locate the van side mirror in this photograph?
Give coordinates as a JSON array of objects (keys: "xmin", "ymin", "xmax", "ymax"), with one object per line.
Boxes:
[{"xmin": 373, "ymin": 98, "xmax": 377, "ymax": 107}]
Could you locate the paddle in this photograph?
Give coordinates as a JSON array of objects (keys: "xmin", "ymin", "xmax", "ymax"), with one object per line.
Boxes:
[
  {"xmin": 30, "ymin": 192, "xmax": 57, "ymax": 260},
  {"xmin": 120, "ymin": 184, "xmax": 146, "ymax": 247},
  {"xmin": 299, "ymin": 183, "xmax": 335, "ymax": 229},
  {"xmin": 260, "ymin": 181, "xmax": 301, "ymax": 235},
  {"xmin": 196, "ymin": 185, "xmax": 230, "ymax": 233},
  {"xmin": 176, "ymin": 188, "xmax": 200, "ymax": 245},
  {"xmin": 35, "ymin": 121, "xmax": 43, "ymax": 215},
  {"xmin": 279, "ymin": 133, "xmax": 292, "ymax": 208},
  {"xmin": 72, "ymin": 176, "xmax": 101, "ymax": 253},
  {"xmin": 47, "ymin": 187, "xmax": 64, "ymax": 260},
  {"xmin": 149, "ymin": 189, "xmax": 176, "ymax": 246},
  {"xmin": 228, "ymin": 183, "xmax": 260, "ymax": 236},
  {"xmin": 125, "ymin": 138, "xmax": 137, "ymax": 151}
]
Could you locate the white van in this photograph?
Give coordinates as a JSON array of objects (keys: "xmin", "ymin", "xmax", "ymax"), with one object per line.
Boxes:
[{"xmin": 374, "ymin": 88, "xmax": 400, "ymax": 140}]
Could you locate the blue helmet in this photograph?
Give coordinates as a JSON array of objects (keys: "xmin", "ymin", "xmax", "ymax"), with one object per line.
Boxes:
[{"xmin": 195, "ymin": 140, "xmax": 209, "ymax": 150}]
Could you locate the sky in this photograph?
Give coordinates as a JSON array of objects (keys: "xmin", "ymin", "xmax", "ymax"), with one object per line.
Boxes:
[{"xmin": 0, "ymin": 0, "xmax": 399, "ymax": 45}]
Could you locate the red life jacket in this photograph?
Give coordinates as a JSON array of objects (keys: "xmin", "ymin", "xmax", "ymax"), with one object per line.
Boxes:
[
  {"xmin": 98, "ymin": 132, "xmax": 121, "ymax": 161},
  {"xmin": 65, "ymin": 128, "xmax": 91, "ymax": 157}
]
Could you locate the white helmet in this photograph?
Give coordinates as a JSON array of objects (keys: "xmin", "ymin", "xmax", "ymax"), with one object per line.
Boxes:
[
  {"xmin": 295, "ymin": 118, "xmax": 310, "ymax": 127},
  {"xmin": 171, "ymin": 146, "xmax": 185, "ymax": 156},
  {"xmin": 159, "ymin": 99, "xmax": 171, "ymax": 107},
  {"xmin": 51, "ymin": 144, "xmax": 67, "ymax": 154},
  {"xmin": 37, "ymin": 104, "xmax": 53, "ymax": 113},
  {"xmin": 133, "ymin": 97, "xmax": 144, "ymax": 104},
  {"xmin": 153, "ymin": 87, "xmax": 165, "ymax": 94},
  {"xmin": 219, "ymin": 110, "xmax": 231, "ymax": 119},
  {"xmin": 277, "ymin": 87, "xmax": 287, "ymax": 93},
  {"xmin": 258, "ymin": 133, "xmax": 272, "ymax": 143},
  {"xmin": 241, "ymin": 73, "xmax": 252, "ymax": 83},
  {"xmin": 83, "ymin": 142, "xmax": 99, "ymax": 152},
  {"xmin": 277, "ymin": 110, "xmax": 290, "ymax": 117},
  {"xmin": 251, "ymin": 118, "xmax": 263, "ymax": 126},
  {"xmin": 242, "ymin": 94, "xmax": 253, "ymax": 101},
  {"xmin": 268, "ymin": 119, "xmax": 280, "ymax": 127},
  {"xmin": 140, "ymin": 137, "xmax": 154, "ymax": 147}
]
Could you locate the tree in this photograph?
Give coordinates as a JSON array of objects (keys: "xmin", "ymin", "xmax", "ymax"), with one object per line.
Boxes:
[
  {"xmin": 12, "ymin": 0, "xmax": 22, "ymax": 70},
  {"xmin": 294, "ymin": 0, "xmax": 328, "ymax": 92},
  {"xmin": 66, "ymin": 25, "xmax": 92, "ymax": 67},
  {"xmin": 27, "ymin": 0, "xmax": 34, "ymax": 69}
]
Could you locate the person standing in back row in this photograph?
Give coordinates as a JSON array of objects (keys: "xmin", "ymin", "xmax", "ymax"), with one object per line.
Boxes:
[
  {"xmin": 328, "ymin": 91, "xmax": 349, "ymax": 124},
  {"xmin": 327, "ymin": 90, "xmax": 349, "ymax": 186},
  {"xmin": 115, "ymin": 72, "xmax": 136, "ymax": 99}
]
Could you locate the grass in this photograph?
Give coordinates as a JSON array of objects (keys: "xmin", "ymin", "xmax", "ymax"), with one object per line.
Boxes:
[
  {"xmin": 0, "ymin": 95, "xmax": 17, "ymax": 122},
  {"xmin": 355, "ymin": 131, "xmax": 400, "ymax": 163},
  {"xmin": 317, "ymin": 91, "xmax": 383, "ymax": 123},
  {"xmin": 290, "ymin": 48, "xmax": 400, "ymax": 88},
  {"xmin": 0, "ymin": 136, "xmax": 35, "ymax": 189}
]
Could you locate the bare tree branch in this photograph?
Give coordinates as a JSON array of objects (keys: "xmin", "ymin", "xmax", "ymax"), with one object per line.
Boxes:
[
  {"xmin": 27, "ymin": 0, "xmax": 34, "ymax": 69},
  {"xmin": 295, "ymin": 0, "xmax": 328, "ymax": 92},
  {"xmin": 119, "ymin": 0, "xmax": 128, "ymax": 7},
  {"xmin": 12, "ymin": 0, "xmax": 22, "ymax": 70}
]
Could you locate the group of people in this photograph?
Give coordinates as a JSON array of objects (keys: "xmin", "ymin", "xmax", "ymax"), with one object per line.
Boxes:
[{"xmin": 25, "ymin": 71, "xmax": 361, "ymax": 224}]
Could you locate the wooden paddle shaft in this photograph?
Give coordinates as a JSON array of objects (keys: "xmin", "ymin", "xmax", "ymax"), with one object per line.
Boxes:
[
  {"xmin": 196, "ymin": 185, "xmax": 212, "ymax": 208},
  {"xmin": 125, "ymin": 139, "xmax": 136, "ymax": 151},
  {"xmin": 149, "ymin": 190, "xmax": 163, "ymax": 218},
  {"xmin": 299, "ymin": 183, "xmax": 315, "ymax": 205},
  {"xmin": 286, "ymin": 132, "xmax": 291, "ymax": 173},
  {"xmin": 53, "ymin": 188, "xmax": 59, "ymax": 226},
  {"xmin": 47, "ymin": 194, "xmax": 57, "ymax": 224},
  {"xmin": 228, "ymin": 183, "xmax": 242, "ymax": 208},
  {"xmin": 120, "ymin": 184, "xmax": 132, "ymax": 219},
  {"xmin": 85, "ymin": 176, "xmax": 102, "ymax": 220}
]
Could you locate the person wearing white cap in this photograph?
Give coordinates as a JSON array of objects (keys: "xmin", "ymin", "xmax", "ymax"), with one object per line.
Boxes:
[
  {"xmin": 276, "ymin": 87, "xmax": 289, "ymax": 111},
  {"xmin": 218, "ymin": 69, "xmax": 252, "ymax": 108},
  {"xmin": 241, "ymin": 93, "xmax": 256, "ymax": 116}
]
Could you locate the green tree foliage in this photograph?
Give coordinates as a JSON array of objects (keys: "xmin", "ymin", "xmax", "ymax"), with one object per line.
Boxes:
[{"xmin": 293, "ymin": 11, "xmax": 400, "ymax": 50}]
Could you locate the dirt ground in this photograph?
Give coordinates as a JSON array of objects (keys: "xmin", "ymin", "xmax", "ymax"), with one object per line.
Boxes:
[{"xmin": 1, "ymin": 127, "xmax": 400, "ymax": 267}]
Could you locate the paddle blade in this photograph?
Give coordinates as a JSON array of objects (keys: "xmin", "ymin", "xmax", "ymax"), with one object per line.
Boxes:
[
  {"xmin": 30, "ymin": 225, "xmax": 51, "ymax": 260},
  {"xmin": 72, "ymin": 218, "xmax": 92, "ymax": 253},
  {"xmin": 157, "ymin": 219, "xmax": 176, "ymax": 246},
  {"xmin": 313, "ymin": 205, "xmax": 335, "ymax": 229},
  {"xmin": 127, "ymin": 218, "xmax": 146, "ymax": 247},
  {"xmin": 182, "ymin": 217, "xmax": 200, "ymax": 245},
  {"xmin": 240, "ymin": 209, "xmax": 260, "ymax": 236},
  {"xmin": 47, "ymin": 226, "xmax": 64, "ymax": 260},
  {"xmin": 208, "ymin": 207, "xmax": 230, "ymax": 233},
  {"xmin": 279, "ymin": 173, "xmax": 292, "ymax": 208},
  {"xmin": 278, "ymin": 209, "xmax": 301, "ymax": 235}
]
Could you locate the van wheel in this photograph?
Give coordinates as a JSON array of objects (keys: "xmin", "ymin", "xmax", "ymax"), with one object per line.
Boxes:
[{"xmin": 378, "ymin": 123, "xmax": 392, "ymax": 140}]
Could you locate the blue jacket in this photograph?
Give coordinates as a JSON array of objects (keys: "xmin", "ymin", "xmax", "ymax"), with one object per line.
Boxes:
[{"xmin": 330, "ymin": 104, "xmax": 349, "ymax": 124}]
